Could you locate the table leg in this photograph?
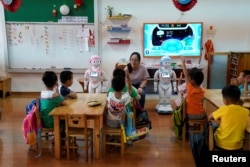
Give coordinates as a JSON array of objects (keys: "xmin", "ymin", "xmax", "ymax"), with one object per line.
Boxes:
[
  {"xmin": 53, "ymin": 116, "xmax": 61, "ymax": 159},
  {"xmin": 93, "ymin": 116, "xmax": 100, "ymax": 160}
]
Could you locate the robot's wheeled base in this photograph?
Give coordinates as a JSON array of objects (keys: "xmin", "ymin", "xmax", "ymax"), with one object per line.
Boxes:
[{"xmin": 155, "ymin": 104, "xmax": 173, "ymax": 114}]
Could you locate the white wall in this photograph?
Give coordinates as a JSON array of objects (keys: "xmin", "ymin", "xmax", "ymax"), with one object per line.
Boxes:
[{"xmin": 1, "ymin": 0, "xmax": 250, "ymax": 92}]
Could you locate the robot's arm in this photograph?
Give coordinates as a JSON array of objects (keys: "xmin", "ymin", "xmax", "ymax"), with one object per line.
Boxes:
[
  {"xmin": 101, "ymin": 70, "xmax": 107, "ymax": 83},
  {"xmin": 171, "ymin": 70, "xmax": 177, "ymax": 93},
  {"xmin": 153, "ymin": 70, "xmax": 159, "ymax": 92}
]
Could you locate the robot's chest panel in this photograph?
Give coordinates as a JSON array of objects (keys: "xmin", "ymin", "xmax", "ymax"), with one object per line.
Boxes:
[
  {"xmin": 161, "ymin": 72, "xmax": 170, "ymax": 78},
  {"xmin": 90, "ymin": 71, "xmax": 99, "ymax": 77}
]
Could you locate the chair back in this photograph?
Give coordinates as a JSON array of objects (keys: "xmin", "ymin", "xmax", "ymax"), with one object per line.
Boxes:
[
  {"xmin": 182, "ymin": 98, "xmax": 207, "ymax": 142},
  {"xmin": 115, "ymin": 62, "xmax": 127, "ymax": 69},
  {"xmin": 66, "ymin": 114, "xmax": 87, "ymax": 129}
]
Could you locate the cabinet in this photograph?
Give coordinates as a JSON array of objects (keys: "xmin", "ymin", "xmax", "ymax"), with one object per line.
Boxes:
[
  {"xmin": 0, "ymin": 77, "xmax": 11, "ymax": 98},
  {"xmin": 106, "ymin": 16, "xmax": 131, "ymax": 44},
  {"xmin": 207, "ymin": 52, "xmax": 250, "ymax": 88},
  {"xmin": 227, "ymin": 52, "xmax": 250, "ymax": 84}
]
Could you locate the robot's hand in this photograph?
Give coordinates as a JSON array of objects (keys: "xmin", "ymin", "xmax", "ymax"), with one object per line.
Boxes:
[{"xmin": 154, "ymin": 87, "xmax": 157, "ymax": 92}]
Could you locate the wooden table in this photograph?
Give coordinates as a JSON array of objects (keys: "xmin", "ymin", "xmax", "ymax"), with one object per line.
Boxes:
[
  {"xmin": 0, "ymin": 77, "xmax": 11, "ymax": 98},
  {"xmin": 49, "ymin": 93, "xmax": 107, "ymax": 160},
  {"xmin": 204, "ymin": 89, "xmax": 250, "ymax": 114},
  {"xmin": 204, "ymin": 89, "xmax": 250, "ymax": 149}
]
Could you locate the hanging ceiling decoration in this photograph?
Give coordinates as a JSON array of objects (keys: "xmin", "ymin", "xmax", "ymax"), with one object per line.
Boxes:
[
  {"xmin": 172, "ymin": 0, "xmax": 197, "ymax": 12},
  {"xmin": 0, "ymin": 0, "xmax": 22, "ymax": 12}
]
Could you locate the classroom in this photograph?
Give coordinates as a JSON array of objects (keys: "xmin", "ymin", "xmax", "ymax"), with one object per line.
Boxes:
[{"xmin": 0, "ymin": 0, "xmax": 250, "ymax": 167}]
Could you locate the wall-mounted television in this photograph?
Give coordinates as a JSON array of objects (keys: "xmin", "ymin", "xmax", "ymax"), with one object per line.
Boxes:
[{"xmin": 143, "ymin": 22, "xmax": 203, "ymax": 58}]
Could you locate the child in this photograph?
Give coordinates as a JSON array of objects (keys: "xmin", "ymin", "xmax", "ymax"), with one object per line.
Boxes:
[
  {"xmin": 40, "ymin": 71, "xmax": 66, "ymax": 128},
  {"xmin": 107, "ymin": 68, "xmax": 141, "ymax": 101},
  {"xmin": 59, "ymin": 70, "xmax": 77, "ymax": 99},
  {"xmin": 231, "ymin": 70, "xmax": 250, "ymax": 93},
  {"xmin": 174, "ymin": 72, "xmax": 187, "ymax": 108},
  {"xmin": 106, "ymin": 76, "xmax": 131, "ymax": 128},
  {"xmin": 181, "ymin": 57, "xmax": 206, "ymax": 119},
  {"xmin": 208, "ymin": 85, "xmax": 249, "ymax": 150}
]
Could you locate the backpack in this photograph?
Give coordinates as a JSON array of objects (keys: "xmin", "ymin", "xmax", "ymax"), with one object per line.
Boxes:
[
  {"xmin": 123, "ymin": 107, "xmax": 150, "ymax": 141},
  {"xmin": 135, "ymin": 102, "xmax": 152, "ymax": 130},
  {"xmin": 25, "ymin": 99, "xmax": 37, "ymax": 115},
  {"xmin": 22, "ymin": 99, "xmax": 42, "ymax": 146},
  {"xmin": 172, "ymin": 98, "xmax": 185, "ymax": 139}
]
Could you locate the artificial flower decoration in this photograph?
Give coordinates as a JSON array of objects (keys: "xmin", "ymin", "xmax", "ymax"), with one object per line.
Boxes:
[
  {"xmin": 74, "ymin": 0, "xmax": 83, "ymax": 8},
  {"xmin": 172, "ymin": 0, "xmax": 197, "ymax": 12},
  {"xmin": 0, "ymin": 0, "xmax": 22, "ymax": 12}
]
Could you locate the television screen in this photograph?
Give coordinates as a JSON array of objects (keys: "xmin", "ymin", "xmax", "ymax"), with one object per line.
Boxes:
[{"xmin": 143, "ymin": 22, "xmax": 203, "ymax": 58}]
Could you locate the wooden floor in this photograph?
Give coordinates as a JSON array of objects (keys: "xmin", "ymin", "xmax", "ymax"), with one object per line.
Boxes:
[{"xmin": 0, "ymin": 93, "xmax": 195, "ymax": 167}]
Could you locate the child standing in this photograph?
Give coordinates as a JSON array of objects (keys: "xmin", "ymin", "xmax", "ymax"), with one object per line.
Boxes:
[
  {"xmin": 181, "ymin": 57, "xmax": 206, "ymax": 119},
  {"xmin": 106, "ymin": 76, "xmax": 131, "ymax": 128},
  {"xmin": 40, "ymin": 71, "xmax": 66, "ymax": 128},
  {"xmin": 208, "ymin": 85, "xmax": 249, "ymax": 150},
  {"xmin": 59, "ymin": 70, "xmax": 77, "ymax": 99}
]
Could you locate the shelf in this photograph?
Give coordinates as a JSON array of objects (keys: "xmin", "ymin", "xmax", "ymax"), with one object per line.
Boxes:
[
  {"xmin": 107, "ymin": 29, "xmax": 130, "ymax": 32},
  {"xmin": 107, "ymin": 42, "xmax": 130, "ymax": 45},
  {"xmin": 107, "ymin": 16, "xmax": 131, "ymax": 19},
  {"xmin": 107, "ymin": 39, "xmax": 130, "ymax": 44}
]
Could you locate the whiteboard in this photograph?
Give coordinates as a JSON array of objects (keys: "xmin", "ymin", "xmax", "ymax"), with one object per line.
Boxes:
[{"xmin": 6, "ymin": 22, "xmax": 97, "ymax": 69}]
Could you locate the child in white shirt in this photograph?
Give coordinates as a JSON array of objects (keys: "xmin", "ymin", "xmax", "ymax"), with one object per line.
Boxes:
[{"xmin": 106, "ymin": 76, "xmax": 131, "ymax": 128}]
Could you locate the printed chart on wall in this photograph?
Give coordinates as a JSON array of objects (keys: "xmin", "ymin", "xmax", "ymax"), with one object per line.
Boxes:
[{"xmin": 6, "ymin": 22, "xmax": 96, "ymax": 69}]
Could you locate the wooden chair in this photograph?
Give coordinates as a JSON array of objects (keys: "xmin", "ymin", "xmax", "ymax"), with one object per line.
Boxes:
[
  {"xmin": 33, "ymin": 98, "xmax": 54, "ymax": 158},
  {"xmin": 208, "ymin": 122, "xmax": 214, "ymax": 151},
  {"xmin": 181, "ymin": 98, "xmax": 207, "ymax": 142},
  {"xmin": 115, "ymin": 62, "xmax": 127, "ymax": 69},
  {"xmin": 35, "ymin": 98, "xmax": 54, "ymax": 158},
  {"xmin": 77, "ymin": 78, "xmax": 88, "ymax": 93},
  {"xmin": 102, "ymin": 108, "xmax": 126, "ymax": 156},
  {"xmin": 65, "ymin": 114, "xmax": 93, "ymax": 161}
]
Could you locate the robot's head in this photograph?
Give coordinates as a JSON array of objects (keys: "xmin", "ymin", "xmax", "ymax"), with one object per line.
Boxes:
[
  {"xmin": 89, "ymin": 55, "xmax": 101, "ymax": 67},
  {"xmin": 160, "ymin": 55, "xmax": 172, "ymax": 68}
]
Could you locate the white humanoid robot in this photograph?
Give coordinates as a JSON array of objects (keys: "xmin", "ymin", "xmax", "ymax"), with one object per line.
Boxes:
[
  {"xmin": 154, "ymin": 55, "xmax": 177, "ymax": 113},
  {"xmin": 84, "ymin": 55, "xmax": 106, "ymax": 93}
]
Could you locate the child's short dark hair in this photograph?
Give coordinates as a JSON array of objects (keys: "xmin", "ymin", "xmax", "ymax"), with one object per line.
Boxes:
[
  {"xmin": 189, "ymin": 68, "xmax": 204, "ymax": 86},
  {"xmin": 42, "ymin": 71, "xmax": 58, "ymax": 88},
  {"xmin": 113, "ymin": 68, "xmax": 125, "ymax": 78},
  {"xmin": 60, "ymin": 71, "xmax": 73, "ymax": 84},
  {"xmin": 112, "ymin": 76, "xmax": 125, "ymax": 92},
  {"xmin": 222, "ymin": 85, "xmax": 241, "ymax": 103}
]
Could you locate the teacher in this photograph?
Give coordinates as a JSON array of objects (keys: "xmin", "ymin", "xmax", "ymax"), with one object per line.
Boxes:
[{"xmin": 127, "ymin": 52, "xmax": 148, "ymax": 109}]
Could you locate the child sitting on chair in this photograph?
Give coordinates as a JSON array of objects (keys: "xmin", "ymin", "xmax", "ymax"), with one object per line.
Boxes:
[
  {"xmin": 181, "ymin": 56, "xmax": 206, "ymax": 119},
  {"xmin": 40, "ymin": 71, "xmax": 66, "ymax": 128},
  {"xmin": 208, "ymin": 85, "xmax": 249, "ymax": 150},
  {"xmin": 106, "ymin": 76, "xmax": 131, "ymax": 128},
  {"xmin": 231, "ymin": 69, "xmax": 250, "ymax": 93},
  {"xmin": 59, "ymin": 70, "xmax": 77, "ymax": 99}
]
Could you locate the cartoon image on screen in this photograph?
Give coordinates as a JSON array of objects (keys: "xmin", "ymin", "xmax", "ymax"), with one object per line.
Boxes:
[{"xmin": 143, "ymin": 23, "xmax": 202, "ymax": 57}]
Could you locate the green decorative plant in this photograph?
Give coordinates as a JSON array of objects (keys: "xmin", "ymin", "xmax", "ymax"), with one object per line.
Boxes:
[{"xmin": 106, "ymin": 6, "xmax": 113, "ymax": 17}]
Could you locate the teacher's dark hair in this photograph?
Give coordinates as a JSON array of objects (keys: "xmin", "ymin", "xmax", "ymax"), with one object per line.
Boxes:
[{"xmin": 130, "ymin": 52, "xmax": 141, "ymax": 62}]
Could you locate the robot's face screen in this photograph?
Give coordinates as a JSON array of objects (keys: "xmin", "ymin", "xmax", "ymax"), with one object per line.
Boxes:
[
  {"xmin": 163, "ymin": 61, "xmax": 171, "ymax": 67},
  {"xmin": 92, "ymin": 59, "xmax": 101, "ymax": 65}
]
